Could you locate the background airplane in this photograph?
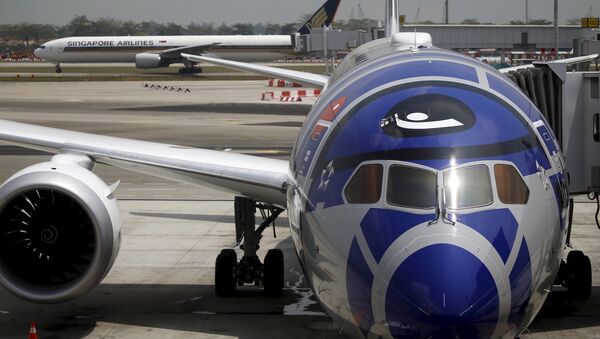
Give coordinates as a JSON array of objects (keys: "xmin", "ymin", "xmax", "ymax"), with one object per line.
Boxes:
[
  {"xmin": 0, "ymin": 0, "xmax": 597, "ymax": 338},
  {"xmin": 33, "ymin": 0, "xmax": 340, "ymax": 74}
]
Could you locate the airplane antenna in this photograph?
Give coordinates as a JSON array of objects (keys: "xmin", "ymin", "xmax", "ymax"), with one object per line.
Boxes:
[
  {"xmin": 414, "ymin": 27, "xmax": 417, "ymax": 46},
  {"xmin": 385, "ymin": 0, "xmax": 400, "ymax": 37}
]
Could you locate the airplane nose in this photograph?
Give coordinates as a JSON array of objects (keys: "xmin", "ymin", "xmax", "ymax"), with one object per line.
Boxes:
[
  {"xmin": 384, "ymin": 244, "xmax": 500, "ymax": 337},
  {"xmin": 34, "ymin": 48, "xmax": 43, "ymax": 58}
]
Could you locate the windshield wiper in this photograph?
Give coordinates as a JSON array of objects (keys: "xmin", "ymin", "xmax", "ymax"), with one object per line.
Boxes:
[{"xmin": 441, "ymin": 187, "xmax": 456, "ymax": 225}]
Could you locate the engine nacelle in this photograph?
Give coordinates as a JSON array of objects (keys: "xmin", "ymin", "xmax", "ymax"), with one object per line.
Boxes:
[
  {"xmin": 135, "ymin": 52, "xmax": 166, "ymax": 69},
  {"xmin": 0, "ymin": 154, "xmax": 122, "ymax": 303}
]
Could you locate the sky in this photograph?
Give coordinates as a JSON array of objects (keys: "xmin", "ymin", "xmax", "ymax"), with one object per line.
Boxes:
[{"xmin": 0, "ymin": 0, "xmax": 598, "ymax": 26}]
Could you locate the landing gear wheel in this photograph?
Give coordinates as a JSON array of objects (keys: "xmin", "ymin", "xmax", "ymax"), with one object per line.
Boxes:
[
  {"xmin": 263, "ymin": 249, "xmax": 284, "ymax": 297},
  {"xmin": 55, "ymin": 67, "xmax": 62, "ymax": 73},
  {"xmin": 567, "ymin": 250, "xmax": 592, "ymax": 300},
  {"xmin": 215, "ymin": 249, "xmax": 237, "ymax": 297},
  {"xmin": 178, "ymin": 67, "xmax": 201, "ymax": 74}
]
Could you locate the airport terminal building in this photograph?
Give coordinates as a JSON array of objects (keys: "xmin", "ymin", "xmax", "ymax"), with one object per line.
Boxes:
[{"xmin": 295, "ymin": 24, "xmax": 600, "ymax": 60}]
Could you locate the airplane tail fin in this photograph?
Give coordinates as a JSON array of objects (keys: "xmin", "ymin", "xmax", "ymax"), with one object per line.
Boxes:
[{"xmin": 297, "ymin": 0, "xmax": 341, "ymax": 35}]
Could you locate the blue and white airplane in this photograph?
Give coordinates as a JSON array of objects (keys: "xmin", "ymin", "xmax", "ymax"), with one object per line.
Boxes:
[{"xmin": 0, "ymin": 1, "xmax": 597, "ymax": 338}]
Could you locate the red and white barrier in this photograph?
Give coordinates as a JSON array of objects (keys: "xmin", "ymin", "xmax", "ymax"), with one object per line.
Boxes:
[
  {"xmin": 261, "ymin": 89, "xmax": 321, "ymax": 101},
  {"xmin": 279, "ymin": 97, "xmax": 303, "ymax": 102},
  {"xmin": 267, "ymin": 79, "xmax": 304, "ymax": 88}
]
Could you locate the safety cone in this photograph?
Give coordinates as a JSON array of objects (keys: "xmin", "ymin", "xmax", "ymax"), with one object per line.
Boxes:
[{"xmin": 28, "ymin": 321, "xmax": 38, "ymax": 339}]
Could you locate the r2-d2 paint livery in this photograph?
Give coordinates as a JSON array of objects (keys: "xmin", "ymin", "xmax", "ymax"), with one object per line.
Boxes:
[{"xmin": 287, "ymin": 41, "xmax": 569, "ymax": 338}]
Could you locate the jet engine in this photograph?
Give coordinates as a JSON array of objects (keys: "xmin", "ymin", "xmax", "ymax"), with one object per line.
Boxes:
[
  {"xmin": 0, "ymin": 154, "xmax": 121, "ymax": 303},
  {"xmin": 135, "ymin": 53, "xmax": 166, "ymax": 69}
]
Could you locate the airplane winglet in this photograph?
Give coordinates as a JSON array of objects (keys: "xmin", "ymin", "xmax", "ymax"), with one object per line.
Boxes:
[{"xmin": 181, "ymin": 53, "xmax": 329, "ymax": 88}]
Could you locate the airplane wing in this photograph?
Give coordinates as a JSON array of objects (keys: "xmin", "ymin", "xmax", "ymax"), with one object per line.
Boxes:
[
  {"xmin": 499, "ymin": 54, "xmax": 599, "ymax": 74},
  {"xmin": 181, "ymin": 53, "xmax": 329, "ymax": 88},
  {"xmin": 0, "ymin": 119, "xmax": 289, "ymax": 207},
  {"xmin": 159, "ymin": 43, "xmax": 220, "ymax": 58}
]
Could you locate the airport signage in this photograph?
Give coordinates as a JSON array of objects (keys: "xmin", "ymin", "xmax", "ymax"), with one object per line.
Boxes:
[{"xmin": 581, "ymin": 18, "xmax": 600, "ymax": 28}]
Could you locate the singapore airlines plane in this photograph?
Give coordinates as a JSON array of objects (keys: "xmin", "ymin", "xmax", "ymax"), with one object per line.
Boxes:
[
  {"xmin": 1, "ymin": 1, "xmax": 598, "ymax": 337},
  {"xmin": 33, "ymin": 0, "xmax": 340, "ymax": 74}
]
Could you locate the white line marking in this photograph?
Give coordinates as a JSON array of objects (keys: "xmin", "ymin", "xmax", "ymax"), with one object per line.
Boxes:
[{"xmin": 394, "ymin": 114, "xmax": 464, "ymax": 129}]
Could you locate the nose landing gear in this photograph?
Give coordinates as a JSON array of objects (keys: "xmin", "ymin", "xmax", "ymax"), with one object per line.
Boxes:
[
  {"xmin": 214, "ymin": 197, "xmax": 284, "ymax": 297},
  {"xmin": 54, "ymin": 63, "xmax": 62, "ymax": 73},
  {"xmin": 555, "ymin": 250, "xmax": 592, "ymax": 300}
]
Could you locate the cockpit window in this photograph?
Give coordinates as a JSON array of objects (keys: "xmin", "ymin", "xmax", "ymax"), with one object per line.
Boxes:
[
  {"xmin": 345, "ymin": 164, "xmax": 383, "ymax": 204},
  {"xmin": 494, "ymin": 164, "xmax": 529, "ymax": 204},
  {"xmin": 40, "ymin": 45, "xmax": 46, "ymax": 49},
  {"xmin": 387, "ymin": 165, "xmax": 437, "ymax": 209},
  {"xmin": 444, "ymin": 165, "xmax": 493, "ymax": 209}
]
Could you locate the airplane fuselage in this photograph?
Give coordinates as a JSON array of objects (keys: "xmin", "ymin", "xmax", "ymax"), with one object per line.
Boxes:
[
  {"xmin": 34, "ymin": 35, "xmax": 294, "ymax": 64},
  {"xmin": 286, "ymin": 40, "xmax": 568, "ymax": 338}
]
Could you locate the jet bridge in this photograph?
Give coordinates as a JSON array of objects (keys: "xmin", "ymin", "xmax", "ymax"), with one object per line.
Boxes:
[{"xmin": 503, "ymin": 57, "xmax": 600, "ymax": 195}]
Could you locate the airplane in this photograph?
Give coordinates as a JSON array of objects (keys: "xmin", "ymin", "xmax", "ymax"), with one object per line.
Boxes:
[
  {"xmin": 32, "ymin": 0, "xmax": 340, "ymax": 74},
  {"xmin": 0, "ymin": 0, "xmax": 598, "ymax": 337}
]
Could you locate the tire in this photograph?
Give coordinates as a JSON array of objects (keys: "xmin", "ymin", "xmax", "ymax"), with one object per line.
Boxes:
[
  {"xmin": 215, "ymin": 249, "xmax": 237, "ymax": 297},
  {"xmin": 263, "ymin": 249, "xmax": 284, "ymax": 297},
  {"xmin": 55, "ymin": 68, "xmax": 62, "ymax": 73},
  {"xmin": 567, "ymin": 250, "xmax": 592, "ymax": 300}
]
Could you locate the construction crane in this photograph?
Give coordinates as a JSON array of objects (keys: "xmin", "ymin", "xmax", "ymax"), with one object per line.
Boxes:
[
  {"xmin": 357, "ymin": 4, "xmax": 366, "ymax": 20},
  {"xmin": 414, "ymin": 6, "xmax": 421, "ymax": 23}
]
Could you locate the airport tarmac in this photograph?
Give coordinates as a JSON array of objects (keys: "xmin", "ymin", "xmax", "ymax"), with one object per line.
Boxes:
[
  {"xmin": 0, "ymin": 81, "xmax": 599, "ymax": 338},
  {"xmin": 0, "ymin": 62, "xmax": 327, "ymax": 82}
]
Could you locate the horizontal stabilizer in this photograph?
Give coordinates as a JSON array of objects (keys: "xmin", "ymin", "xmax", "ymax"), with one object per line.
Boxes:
[{"xmin": 181, "ymin": 53, "xmax": 329, "ymax": 88}]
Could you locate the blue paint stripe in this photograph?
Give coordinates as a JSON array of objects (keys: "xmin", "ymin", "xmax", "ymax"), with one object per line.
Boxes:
[
  {"xmin": 453, "ymin": 209, "xmax": 519, "ymax": 264},
  {"xmin": 346, "ymin": 238, "xmax": 375, "ymax": 337},
  {"xmin": 360, "ymin": 209, "xmax": 434, "ymax": 263},
  {"xmin": 508, "ymin": 238, "xmax": 532, "ymax": 328}
]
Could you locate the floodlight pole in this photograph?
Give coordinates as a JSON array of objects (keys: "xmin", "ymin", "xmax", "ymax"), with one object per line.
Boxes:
[{"xmin": 554, "ymin": 0, "xmax": 559, "ymax": 58}]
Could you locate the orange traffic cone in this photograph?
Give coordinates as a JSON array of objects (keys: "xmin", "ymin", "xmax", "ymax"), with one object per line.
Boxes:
[{"xmin": 28, "ymin": 321, "xmax": 38, "ymax": 339}]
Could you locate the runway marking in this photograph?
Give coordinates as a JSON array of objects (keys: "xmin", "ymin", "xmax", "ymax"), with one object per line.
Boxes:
[
  {"xmin": 126, "ymin": 188, "xmax": 176, "ymax": 191},
  {"xmin": 75, "ymin": 315, "xmax": 92, "ymax": 319},
  {"xmin": 192, "ymin": 311, "xmax": 216, "ymax": 315},
  {"xmin": 0, "ymin": 311, "xmax": 9, "ymax": 314},
  {"xmin": 63, "ymin": 99, "xmax": 84, "ymax": 102}
]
